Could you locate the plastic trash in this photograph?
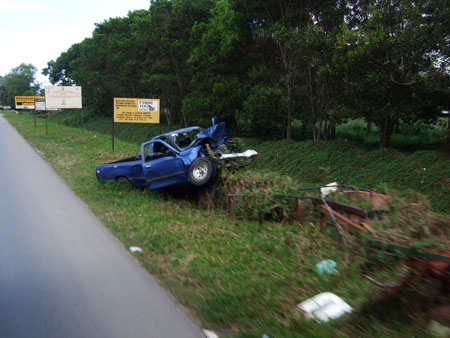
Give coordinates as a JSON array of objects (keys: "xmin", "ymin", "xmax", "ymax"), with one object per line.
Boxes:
[
  {"xmin": 220, "ymin": 149, "xmax": 258, "ymax": 159},
  {"xmin": 315, "ymin": 259, "xmax": 338, "ymax": 275},
  {"xmin": 320, "ymin": 182, "xmax": 338, "ymax": 197},
  {"xmin": 129, "ymin": 246, "xmax": 143, "ymax": 253},
  {"xmin": 297, "ymin": 292, "xmax": 352, "ymax": 322},
  {"xmin": 202, "ymin": 329, "xmax": 219, "ymax": 338},
  {"xmin": 427, "ymin": 320, "xmax": 450, "ymax": 338}
]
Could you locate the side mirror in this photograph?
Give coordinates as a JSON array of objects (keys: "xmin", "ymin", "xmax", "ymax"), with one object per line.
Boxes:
[{"xmin": 166, "ymin": 150, "xmax": 177, "ymax": 157}]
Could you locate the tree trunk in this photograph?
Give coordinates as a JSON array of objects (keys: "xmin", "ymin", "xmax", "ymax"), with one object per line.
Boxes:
[
  {"xmin": 317, "ymin": 118, "xmax": 323, "ymax": 141},
  {"xmin": 378, "ymin": 117, "xmax": 395, "ymax": 149},
  {"xmin": 286, "ymin": 111, "xmax": 292, "ymax": 139},
  {"xmin": 312, "ymin": 120, "xmax": 317, "ymax": 141},
  {"xmin": 330, "ymin": 122, "xmax": 336, "ymax": 140},
  {"xmin": 164, "ymin": 107, "xmax": 172, "ymax": 126},
  {"xmin": 445, "ymin": 118, "xmax": 450, "ymax": 154},
  {"xmin": 308, "ymin": 64, "xmax": 317, "ymax": 141},
  {"xmin": 300, "ymin": 120, "xmax": 307, "ymax": 140},
  {"xmin": 286, "ymin": 71, "xmax": 293, "ymax": 140}
]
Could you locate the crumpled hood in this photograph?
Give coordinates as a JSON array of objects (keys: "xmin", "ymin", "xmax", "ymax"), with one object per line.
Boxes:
[{"xmin": 196, "ymin": 121, "xmax": 228, "ymax": 147}]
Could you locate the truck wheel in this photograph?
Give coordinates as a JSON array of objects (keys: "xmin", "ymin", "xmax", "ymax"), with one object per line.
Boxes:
[
  {"xmin": 188, "ymin": 158, "xmax": 216, "ymax": 186},
  {"xmin": 116, "ymin": 176, "xmax": 132, "ymax": 187}
]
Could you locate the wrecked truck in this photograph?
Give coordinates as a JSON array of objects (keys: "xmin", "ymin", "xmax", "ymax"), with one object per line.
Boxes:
[{"xmin": 96, "ymin": 119, "xmax": 257, "ymax": 190}]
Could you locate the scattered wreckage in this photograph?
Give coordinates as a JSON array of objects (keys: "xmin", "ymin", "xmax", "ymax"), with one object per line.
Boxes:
[
  {"xmin": 227, "ymin": 183, "xmax": 450, "ymax": 303},
  {"xmin": 96, "ymin": 119, "xmax": 257, "ymax": 190}
]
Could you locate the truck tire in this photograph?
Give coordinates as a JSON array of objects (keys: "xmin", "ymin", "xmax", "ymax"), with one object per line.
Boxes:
[
  {"xmin": 116, "ymin": 176, "xmax": 132, "ymax": 187},
  {"xmin": 188, "ymin": 158, "xmax": 216, "ymax": 186}
]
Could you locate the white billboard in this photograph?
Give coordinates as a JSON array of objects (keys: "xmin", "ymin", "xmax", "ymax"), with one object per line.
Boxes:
[
  {"xmin": 35, "ymin": 101, "xmax": 46, "ymax": 111},
  {"xmin": 45, "ymin": 86, "xmax": 82, "ymax": 109}
]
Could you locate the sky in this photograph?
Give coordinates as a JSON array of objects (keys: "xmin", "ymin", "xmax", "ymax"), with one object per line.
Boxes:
[{"xmin": 0, "ymin": 0, "xmax": 150, "ymax": 85}]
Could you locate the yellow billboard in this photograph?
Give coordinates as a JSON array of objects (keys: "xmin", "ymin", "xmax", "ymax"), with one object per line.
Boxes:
[
  {"xmin": 15, "ymin": 96, "xmax": 45, "ymax": 109},
  {"xmin": 114, "ymin": 98, "xmax": 160, "ymax": 123}
]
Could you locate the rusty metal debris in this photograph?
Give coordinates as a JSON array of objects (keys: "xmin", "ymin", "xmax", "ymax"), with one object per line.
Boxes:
[
  {"xmin": 226, "ymin": 184, "xmax": 450, "ymax": 301},
  {"xmin": 226, "ymin": 184, "xmax": 389, "ymax": 251}
]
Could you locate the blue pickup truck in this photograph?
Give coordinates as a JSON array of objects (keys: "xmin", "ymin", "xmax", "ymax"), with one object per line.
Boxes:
[{"xmin": 96, "ymin": 120, "xmax": 257, "ymax": 190}]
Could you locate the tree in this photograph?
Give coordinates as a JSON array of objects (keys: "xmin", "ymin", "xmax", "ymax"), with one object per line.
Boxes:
[
  {"xmin": 184, "ymin": 0, "xmax": 248, "ymax": 130},
  {"xmin": 333, "ymin": 0, "xmax": 450, "ymax": 148},
  {"xmin": 44, "ymin": 2, "xmax": 214, "ymax": 122},
  {"xmin": 2, "ymin": 63, "xmax": 39, "ymax": 106},
  {"xmin": 143, "ymin": 0, "xmax": 215, "ymax": 126},
  {"xmin": 0, "ymin": 76, "xmax": 7, "ymax": 106}
]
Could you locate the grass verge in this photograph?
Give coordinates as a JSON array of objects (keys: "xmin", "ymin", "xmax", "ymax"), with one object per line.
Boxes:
[{"xmin": 3, "ymin": 111, "xmax": 441, "ymax": 337}]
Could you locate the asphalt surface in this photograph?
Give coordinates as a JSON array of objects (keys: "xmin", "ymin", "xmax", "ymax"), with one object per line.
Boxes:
[{"xmin": 0, "ymin": 114, "xmax": 204, "ymax": 338}]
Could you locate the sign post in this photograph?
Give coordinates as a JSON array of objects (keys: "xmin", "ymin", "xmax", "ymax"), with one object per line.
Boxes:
[
  {"xmin": 35, "ymin": 100, "xmax": 47, "ymax": 133},
  {"xmin": 113, "ymin": 98, "xmax": 160, "ymax": 152},
  {"xmin": 112, "ymin": 110, "xmax": 115, "ymax": 152}
]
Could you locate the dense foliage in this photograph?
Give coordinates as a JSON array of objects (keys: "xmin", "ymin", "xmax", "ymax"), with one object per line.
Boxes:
[
  {"xmin": 42, "ymin": 0, "xmax": 449, "ymax": 148},
  {"xmin": 0, "ymin": 63, "xmax": 41, "ymax": 106}
]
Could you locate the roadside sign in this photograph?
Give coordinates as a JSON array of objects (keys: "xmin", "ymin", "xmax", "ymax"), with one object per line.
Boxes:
[
  {"xmin": 45, "ymin": 86, "xmax": 82, "ymax": 109},
  {"xmin": 114, "ymin": 98, "xmax": 160, "ymax": 123},
  {"xmin": 35, "ymin": 101, "xmax": 46, "ymax": 111},
  {"xmin": 15, "ymin": 96, "xmax": 45, "ymax": 109}
]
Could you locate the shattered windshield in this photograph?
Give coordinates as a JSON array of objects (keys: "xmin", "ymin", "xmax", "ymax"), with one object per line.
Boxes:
[{"xmin": 167, "ymin": 127, "xmax": 202, "ymax": 150}]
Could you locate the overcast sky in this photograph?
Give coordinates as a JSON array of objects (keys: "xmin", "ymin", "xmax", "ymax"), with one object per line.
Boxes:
[{"xmin": 0, "ymin": 0, "xmax": 150, "ymax": 84}]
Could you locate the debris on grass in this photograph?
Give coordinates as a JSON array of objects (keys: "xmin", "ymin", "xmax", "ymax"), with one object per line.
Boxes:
[
  {"xmin": 315, "ymin": 259, "xmax": 339, "ymax": 275},
  {"xmin": 215, "ymin": 174, "xmax": 449, "ymax": 253},
  {"xmin": 129, "ymin": 246, "xmax": 143, "ymax": 253},
  {"xmin": 297, "ymin": 292, "xmax": 353, "ymax": 323},
  {"xmin": 426, "ymin": 320, "xmax": 450, "ymax": 338},
  {"xmin": 320, "ymin": 182, "xmax": 339, "ymax": 197},
  {"xmin": 202, "ymin": 329, "xmax": 219, "ymax": 338},
  {"xmin": 365, "ymin": 190, "xmax": 450, "ymax": 251}
]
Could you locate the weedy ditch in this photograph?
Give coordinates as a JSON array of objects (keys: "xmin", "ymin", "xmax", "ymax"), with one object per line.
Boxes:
[
  {"xmin": 4, "ymin": 110, "xmax": 448, "ymax": 338},
  {"xmin": 202, "ymin": 170, "xmax": 450, "ymax": 252}
]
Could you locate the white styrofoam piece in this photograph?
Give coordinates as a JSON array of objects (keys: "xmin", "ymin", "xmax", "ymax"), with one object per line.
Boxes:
[
  {"xmin": 297, "ymin": 292, "xmax": 352, "ymax": 322},
  {"xmin": 220, "ymin": 149, "xmax": 258, "ymax": 159},
  {"xmin": 202, "ymin": 329, "xmax": 219, "ymax": 338},
  {"xmin": 320, "ymin": 182, "xmax": 339, "ymax": 197}
]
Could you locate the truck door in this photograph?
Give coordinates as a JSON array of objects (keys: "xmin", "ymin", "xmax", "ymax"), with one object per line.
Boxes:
[{"xmin": 141, "ymin": 141, "xmax": 187, "ymax": 190}]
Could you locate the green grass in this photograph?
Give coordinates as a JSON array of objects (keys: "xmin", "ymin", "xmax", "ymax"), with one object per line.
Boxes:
[
  {"xmin": 249, "ymin": 139, "xmax": 450, "ymax": 213},
  {"xmin": 3, "ymin": 110, "xmax": 442, "ymax": 337},
  {"xmin": 335, "ymin": 118, "xmax": 446, "ymax": 150}
]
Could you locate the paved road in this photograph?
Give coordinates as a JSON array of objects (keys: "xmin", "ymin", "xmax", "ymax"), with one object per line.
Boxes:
[{"xmin": 0, "ymin": 114, "xmax": 204, "ymax": 338}]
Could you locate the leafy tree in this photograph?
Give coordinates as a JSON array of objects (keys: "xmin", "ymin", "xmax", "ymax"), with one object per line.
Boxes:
[
  {"xmin": 42, "ymin": 0, "xmax": 449, "ymax": 150},
  {"xmin": 0, "ymin": 76, "xmax": 6, "ymax": 106},
  {"xmin": 44, "ymin": 2, "xmax": 214, "ymax": 122},
  {"xmin": 143, "ymin": 0, "xmax": 215, "ymax": 126},
  {"xmin": 185, "ymin": 0, "xmax": 248, "ymax": 130},
  {"xmin": 2, "ymin": 63, "xmax": 40, "ymax": 106},
  {"xmin": 333, "ymin": 0, "xmax": 450, "ymax": 148}
]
